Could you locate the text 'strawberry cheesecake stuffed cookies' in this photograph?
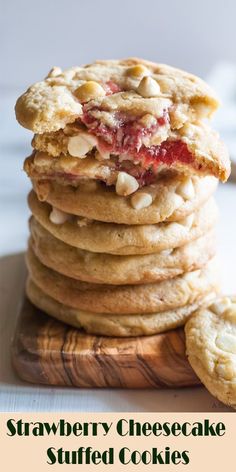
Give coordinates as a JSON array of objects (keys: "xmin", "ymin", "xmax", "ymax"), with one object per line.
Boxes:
[{"xmin": 15, "ymin": 59, "xmax": 229, "ymax": 349}]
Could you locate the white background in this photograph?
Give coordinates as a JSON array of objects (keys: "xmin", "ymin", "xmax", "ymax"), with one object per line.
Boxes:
[
  {"xmin": 0, "ymin": 0, "xmax": 236, "ymax": 411},
  {"xmin": 2, "ymin": 0, "xmax": 236, "ymax": 89}
]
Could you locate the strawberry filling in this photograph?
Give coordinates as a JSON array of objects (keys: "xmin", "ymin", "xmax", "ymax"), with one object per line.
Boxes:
[
  {"xmin": 36, "ymin": 83, "xmax": 196, "ymax": 188},
  {"xmin": 77, "ymin": 82, "xmax": 195, "ymax": 183},
  {"xmin": 80, "ymin": 107, "xmax": 194, "ymax": 181},
  {"xmin": 104, "ymin": 81, "xmax": 123, "ymax": 95},
  {"xmin": 32, "ymin": 141, "xmax": 193, "ymax": 187},
  {"xmin": 82, "ymin": 107, "xmax": 168, "ymax": 151},
  {"xmin": 136, "ymin": 140, "xmax": 194, "ymax": 172}
]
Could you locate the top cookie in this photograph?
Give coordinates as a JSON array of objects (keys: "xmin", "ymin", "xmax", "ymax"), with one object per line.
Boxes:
[
  {"xmin": 185, "ymin": 296, "xmax": 236, "ymax": 409},
  {"xmin": 15, "ymin": 58, "xmax": 230, "ymax": 182},
  {"xmin": 16, "ymin": 58, "xmax": 218, "ymax": 134}
]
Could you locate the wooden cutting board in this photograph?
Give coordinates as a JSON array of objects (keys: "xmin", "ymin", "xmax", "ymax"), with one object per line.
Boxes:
[{"xmin": 11, "ymin": 297, "xmax": 200, "ymax": 388}]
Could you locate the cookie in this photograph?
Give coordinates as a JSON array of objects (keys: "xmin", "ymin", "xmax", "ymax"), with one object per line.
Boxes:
[
  {"xmin": 15, "ymin": 59, "xmax": 230, "ymax": 182},
  {"xmin": 32, "ymin": 174, "xmax": 218, "ymax": 225},
  {"xmin": 185, "ymin": 296, "xmax": 236, "ymax": 409},
  {"xmin": 26, "ymin": 278, "xmax": 216, "ymax": 337},
  {"xmin": 30, "ymin": 217, "xmax": 216, "ymax": 285},
  {"xmin": 28, "ymin": 190, "xmax": 218, "ymax": 255},
  {"xmin": 27, "ymin": 121, "xmax": 229, "ymax": 185},
  {"xmin": 16, "ymin": 58, "xmax": 218, "ymax": 135},
  {"xmin": 26, "ymin": 247, "xmax": 219, "ymax": 314}
]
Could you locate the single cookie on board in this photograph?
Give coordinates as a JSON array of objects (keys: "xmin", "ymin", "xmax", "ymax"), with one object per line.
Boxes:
[
  {"xmin": 32, "ymin": 174, "xmax": 218, "ymax": 225},
  {"xmin": 185, "ymin": 296, "xmax": 236, "ymax": 409},
  {"xmin": 26, "ymin": 247, "xmax": 219, "ymax": 314},
  {"xmin": 30, "ymin": 217, "xmax": 216, "ymax": 285},
  {"xmin": 15, "ymin": 59, "xmax": 230, "ymax": 181},
  {"xmin": 28, "ymin": 190, "xmax": 218, "ymax": 255},
  {"xmin": 26, "ymin": 278, "xmax": 216, "ymax": 337}
]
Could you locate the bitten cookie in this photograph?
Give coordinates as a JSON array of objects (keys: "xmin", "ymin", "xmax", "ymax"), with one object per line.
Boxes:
[
  {"xmin": 185, "ymin": 296, "xmax": 236, "ymax": 409},
  {"xmin": 25, "ymin": 122, "xmax": 229, "ymax": 186},
  {"xmin": 16, "ymin": 58, "xmax": 230, "ymax": 182}
]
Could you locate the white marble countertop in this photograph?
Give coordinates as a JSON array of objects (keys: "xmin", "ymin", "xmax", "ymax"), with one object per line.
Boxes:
[{"xmin": 0, "ymin": 90, "xmax": 235, "ymax": 412}]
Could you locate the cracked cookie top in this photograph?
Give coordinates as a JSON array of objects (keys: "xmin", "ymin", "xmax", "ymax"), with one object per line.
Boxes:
[{"xmin": 15, "ymin": 58, "xmax": 219, "ymax": 134}]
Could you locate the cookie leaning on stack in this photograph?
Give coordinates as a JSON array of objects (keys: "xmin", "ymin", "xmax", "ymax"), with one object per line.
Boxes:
[
  {"xmin": 15, "ymin": 58, "xmax": 230, "ymax": 337},
  {"xmin": 185, "ymin": 296, "xmax": 236, "ymax": 409}
]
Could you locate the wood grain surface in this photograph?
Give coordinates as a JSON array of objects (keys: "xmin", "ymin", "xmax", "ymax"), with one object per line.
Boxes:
[{"xmin": 11, "ymin": 297, "xmax": 200, "ymax": 389}]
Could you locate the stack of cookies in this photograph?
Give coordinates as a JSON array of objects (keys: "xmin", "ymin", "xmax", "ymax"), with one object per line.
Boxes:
[{"xmin": 15, "ymin": 58, "xmax": 230, "ymax": 338}]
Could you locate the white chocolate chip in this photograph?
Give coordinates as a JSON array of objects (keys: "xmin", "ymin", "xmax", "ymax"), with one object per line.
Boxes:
[
  {"xmin": 211, "ymin": 297, "xmax": 232, "ymax": 316},
  {"xmin": 216, "ymin": 333, "xmax": 236, "ymax": 354},
  {"xmin": 68, "ymin": 133, "xmax": 97, "ymax": 158},
  {"xmin": 224, "ymin": 304, "xmax": 236, "ymax": 323},
  {"xmin": 131, "ymin": 191, "xmax": 153, "ymax": 210},
  {"xmin": 126, "ymin": 64, "xmax": 150, "ymax": 78},
  {"xmin": 137, "ymin": 76, "xmax": 161, "ymax": 98},
  {"xmin": 74, "ymin": 81, "xmax": 105, "ymax": 103},
  {"xmin": 116, "ymin": 172, "xmax": 139, "ymax": 196},
  {"xmin": 63, "ymin": 69, "xmax": 76, "ymax": 81},
  {"xmin": 47, "ymin": 66, "xmax": 62, "ymax": 78},
  {"xmin": 177, "ymin": 177, "xmax": 195, "ymax": 200},
  {"xmin": 49, "ymin": 207, "xmax": 70, "ymax": 224}
]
